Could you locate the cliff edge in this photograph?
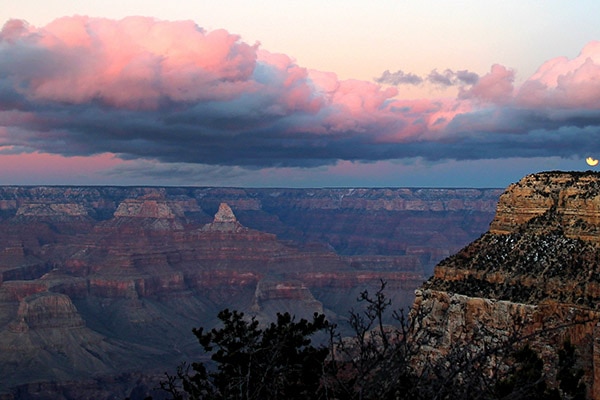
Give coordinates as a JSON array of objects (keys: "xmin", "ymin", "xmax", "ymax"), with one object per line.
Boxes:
[{"xmin": 415, "ymin": 171, "xmax": 600, "ymax": 398}]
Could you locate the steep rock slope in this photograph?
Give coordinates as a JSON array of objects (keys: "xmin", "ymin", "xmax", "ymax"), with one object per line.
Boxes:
[{"xmin": 416, "ymin": 171, "xmax": 600, "ymax": 398}]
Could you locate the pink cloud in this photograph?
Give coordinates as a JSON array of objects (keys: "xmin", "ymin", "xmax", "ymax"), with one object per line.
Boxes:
[
  {"xmin": 298, "ymin": 72, "xmax": 402, "ymax": 134},
  {"xmin": 2, "ymin": 16, "xmax": 260, "ymax": 108},
  {"xmin": 517, "ymin": 41, "xmax": 600, "ymax": 109},
  {"xmin": 0, "ymin": 19, "xmax": 32, "ymax": 42},
  {"xmin": 459, "ymin": 64, "xmax": 514, "ymax": 104},
  {"xmin": 256, "ymin": 50, "xmax": 323, "ymax": 114}
]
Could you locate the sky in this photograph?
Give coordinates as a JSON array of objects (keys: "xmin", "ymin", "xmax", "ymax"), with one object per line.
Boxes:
[{"xmin": 1, "ymin": 1, "xmax": 600, "ymax": 188}]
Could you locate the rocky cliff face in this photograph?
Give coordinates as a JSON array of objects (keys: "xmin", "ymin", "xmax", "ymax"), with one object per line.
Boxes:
[
  {"xmin": 0, "ymin": 186, "xmax": 499, "ymax": 399},
  {"xmin": 490, "ymin": 171, "xmax": 600, "ymax": 240},
  {"xmin": 415, "ymin": 171, "xmax": 600, "ymax": 399}
]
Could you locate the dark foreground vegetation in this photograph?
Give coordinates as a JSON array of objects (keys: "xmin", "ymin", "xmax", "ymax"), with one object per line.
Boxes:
[{"xmin": 147, "ymin": 282, "xmax": 587, "ymax": 400}]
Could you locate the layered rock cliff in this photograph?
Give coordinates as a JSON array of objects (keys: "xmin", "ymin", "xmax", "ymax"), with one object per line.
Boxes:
[{"xmin": 415, "ymin": 171, "xmax": 600, "ymax": 398}]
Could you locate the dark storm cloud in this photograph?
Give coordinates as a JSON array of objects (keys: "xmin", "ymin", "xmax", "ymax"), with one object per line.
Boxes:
[{"xmin": 1, "ymin": 17, "xmax": 600, "ymax": 171}]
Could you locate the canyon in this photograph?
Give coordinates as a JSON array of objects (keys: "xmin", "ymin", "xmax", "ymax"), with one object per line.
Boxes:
[{"xmin": 0, "ymin": 186, "xmax": 500, "ymax": 399}]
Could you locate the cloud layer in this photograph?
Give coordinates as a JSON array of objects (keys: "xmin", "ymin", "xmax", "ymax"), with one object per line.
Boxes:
[{"xmin": 1, "ymin": 16, "xmax": 600, "ymax": 173}]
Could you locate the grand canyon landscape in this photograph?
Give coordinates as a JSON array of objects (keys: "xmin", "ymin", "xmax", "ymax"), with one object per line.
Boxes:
[
  {"xmin": 2, "ymin": 4, "xmax": 600, "ymax": 399},
  {"xmin": 1, "ymin": 172, "xmax": 600, "ymax": 398}
]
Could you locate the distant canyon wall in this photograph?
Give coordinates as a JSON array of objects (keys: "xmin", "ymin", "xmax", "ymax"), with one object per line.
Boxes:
[{"xmin": 0, "ymin": 186, "xmax": 502, "ymax": 273}]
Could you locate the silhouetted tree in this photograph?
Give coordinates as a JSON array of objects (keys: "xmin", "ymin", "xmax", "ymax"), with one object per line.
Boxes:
[
  {"xmin": 323, "ymin": 280, "xmax": 419, "ymax": 400},
  {"xmin": 162, "ymin": 309, "xmax": 329, "ymax": 400}
]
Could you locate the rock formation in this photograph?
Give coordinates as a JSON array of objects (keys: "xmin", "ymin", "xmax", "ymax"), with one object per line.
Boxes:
[
  {"xmin": 414, "ymin": 171, "xmax": 600, "ymax": 399},
  {"xmin": 0, "ymin": 186, "xmax": 500, "ymax": 399},
  {"xmin": 202, "ymin": 202, "xmax": 246, "ymax": 232},
  {"xmin": 108, "ymin": 194, "xmax": 188, "ymax": 231}
]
